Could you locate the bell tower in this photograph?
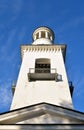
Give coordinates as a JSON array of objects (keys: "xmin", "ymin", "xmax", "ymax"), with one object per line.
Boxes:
[{"xmin": 11, "ymin": 26, "xmax": 73, "ymax": 110}]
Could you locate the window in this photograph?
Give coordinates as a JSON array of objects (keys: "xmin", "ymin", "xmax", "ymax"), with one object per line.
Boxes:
[{"xmin": 35, "ymin": 58, "xmax": 50, "ymax": 73}]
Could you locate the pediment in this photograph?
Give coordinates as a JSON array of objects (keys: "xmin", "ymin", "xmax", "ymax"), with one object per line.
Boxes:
[{"xmin": 0, "ymin": 103, "xmax": 84, "ymax": 124}]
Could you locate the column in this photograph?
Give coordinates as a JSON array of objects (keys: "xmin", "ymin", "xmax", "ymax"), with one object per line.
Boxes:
[
  {"xmin": 39, "ymin": 31, "xmax": 41, "ymax": 38},
  {"xmin": 50, "ymin": 36, "xmax": 53, "ymax": 41},
  {"xmin": 45, "ymin": 32, "xmax": 48, "ymax": 39},
  {"xmin": 34, "ymin": 35, "xmax": 36, "ymax": 40}
]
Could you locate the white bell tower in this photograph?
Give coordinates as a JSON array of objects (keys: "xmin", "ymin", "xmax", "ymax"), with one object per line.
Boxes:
[{"xmin": 11, "ymin": 26, "xmax": 73, "ymax": 110}]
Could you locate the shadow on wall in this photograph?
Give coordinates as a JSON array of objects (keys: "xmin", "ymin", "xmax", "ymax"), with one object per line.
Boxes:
[{"xmin": 59, "ymin": 99, "xmax": 73, "ymax": 109}]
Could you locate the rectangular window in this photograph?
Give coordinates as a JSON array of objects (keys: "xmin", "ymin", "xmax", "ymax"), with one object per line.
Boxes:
[{"xmin": 35, "ymin": 58, "xmax": 50, "ymax": 73}]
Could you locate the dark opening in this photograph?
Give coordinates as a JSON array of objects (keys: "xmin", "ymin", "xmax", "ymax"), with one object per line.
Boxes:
[
  {"xmin": 35, "ymin": 58, "xmax": 50, "ymax": 73},
  {"xmin": 41, "ymin": 31, "xmax": 45, "ymax": 38}
]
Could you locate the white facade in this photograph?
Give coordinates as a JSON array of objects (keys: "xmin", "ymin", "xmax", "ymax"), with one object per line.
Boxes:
[{"xmin": 11, "ymin": 27, "xmax": 73, "ymax": 110}]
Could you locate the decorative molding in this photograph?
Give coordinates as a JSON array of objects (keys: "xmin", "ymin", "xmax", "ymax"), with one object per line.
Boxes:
[{"xmin": 20, "ymin": 45, "xmax": 66, "ymax": 60}]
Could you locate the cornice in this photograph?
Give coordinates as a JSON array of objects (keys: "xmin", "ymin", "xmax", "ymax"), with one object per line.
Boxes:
[{"xmin": 20, "ymin": 44, "xmax": 66, "ymax": 60}]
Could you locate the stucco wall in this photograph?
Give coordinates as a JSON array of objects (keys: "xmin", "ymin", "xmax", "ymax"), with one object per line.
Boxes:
[{"xmin": 11, "ymin": 47, "xmax": 73, "ymax": 110}]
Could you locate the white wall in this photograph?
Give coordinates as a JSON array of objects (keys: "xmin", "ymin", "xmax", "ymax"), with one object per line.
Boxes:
[{"xmin": 11, "ymin": 48, "xmax": 73, "ymax": 110}]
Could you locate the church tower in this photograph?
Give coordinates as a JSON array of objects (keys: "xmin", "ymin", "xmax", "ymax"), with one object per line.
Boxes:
[{"xmin": 11, "ymin": 26, "xmax": 73, "ymax": 110}]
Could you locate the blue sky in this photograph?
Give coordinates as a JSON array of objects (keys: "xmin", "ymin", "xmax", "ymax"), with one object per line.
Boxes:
[{"xmin": 0, "ymin": 0, "xmax": 84, "ymax": 113}]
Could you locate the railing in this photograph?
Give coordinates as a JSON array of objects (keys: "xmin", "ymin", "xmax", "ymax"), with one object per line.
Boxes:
[
  {"xmin": 29, "ymin": 68, "xmax": 57, "ymax": 73},
  {"xmin": 28, "ymin": 68, "xmax": 57, "ymax": 81}
]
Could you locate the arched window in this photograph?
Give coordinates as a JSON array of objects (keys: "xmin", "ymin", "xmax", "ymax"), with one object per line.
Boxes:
[{"xmin": 35, "ymin": 58, "xmax": 50, "ymax": 73}]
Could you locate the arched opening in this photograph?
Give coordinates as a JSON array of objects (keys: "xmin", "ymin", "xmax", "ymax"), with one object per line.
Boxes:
[{"xmin": 35, "ymin": 58, "xmax": 50, "ymax": 73}]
